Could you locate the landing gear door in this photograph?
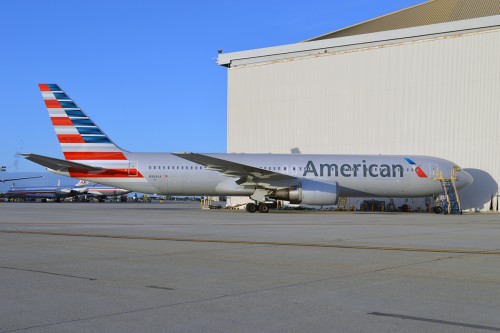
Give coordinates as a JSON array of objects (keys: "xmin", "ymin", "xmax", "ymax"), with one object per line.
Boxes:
[{"xmin": 128, "ymin": 161, "xmax": 138, "ymax": 176}]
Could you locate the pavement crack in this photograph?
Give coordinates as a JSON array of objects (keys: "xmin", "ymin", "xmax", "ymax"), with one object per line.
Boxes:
[
  {"xmin": 2, "ymin": 230, "xmax": 500, "ymax": 254},
  {"xmin": 369, "ymin": 312, "xmax": 500, "ymax": 331},
  {"xmin": 0, "ymin": 266, "xmax": 96, "ymax": 281}
]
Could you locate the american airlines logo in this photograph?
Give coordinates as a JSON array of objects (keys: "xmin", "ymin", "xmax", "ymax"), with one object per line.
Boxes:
[{"xmin": 303, "ymin": 160, "xmax": 405, "ymax": 178}]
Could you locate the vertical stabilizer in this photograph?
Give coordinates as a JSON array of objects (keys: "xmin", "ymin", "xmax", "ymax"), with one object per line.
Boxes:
[
  {"xmin": 39, "ymin": 84, "xmax": 126, "ymax": 162},
  {"xmin": 75, "ymin": 180, "xmax": 90, "ymax": 187},
  {"xmin": 38, "ymin": 84, "xmax": 142, "ymax": 181}
]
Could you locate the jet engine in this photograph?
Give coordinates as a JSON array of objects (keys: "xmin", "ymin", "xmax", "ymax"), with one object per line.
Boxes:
[
  {"xmin": 56, "ymin": 187, "xmax": 88, "ymax": 196},
  {"xmin": 275, "ymin": 180, "xmax": 338, "ymax": 205}
]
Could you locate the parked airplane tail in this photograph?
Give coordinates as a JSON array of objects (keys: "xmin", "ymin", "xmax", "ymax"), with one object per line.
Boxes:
[
  {"xmin": 75, "ymin": 179, "xmax": 90, "ymax": 187},
  {"xmin": 36, "ymin": 84, "xmax": 143, "ymax": 182},
  {"xmin": 39, "ymin": 84, "xmax": 126, "ymax": 161}
]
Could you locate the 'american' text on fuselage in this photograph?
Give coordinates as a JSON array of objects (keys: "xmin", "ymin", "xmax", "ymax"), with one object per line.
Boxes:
[{"xmin": 303, "ymin": 160, "xmax": 404, "ymax": 178}]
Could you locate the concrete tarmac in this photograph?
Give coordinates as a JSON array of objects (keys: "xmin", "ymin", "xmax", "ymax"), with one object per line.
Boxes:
[{"xmin": 1, "ymin": 202, "xmax": 500, "ymax": 332}]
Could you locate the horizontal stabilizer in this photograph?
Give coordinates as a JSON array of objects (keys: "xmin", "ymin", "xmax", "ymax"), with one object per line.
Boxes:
[
  {"xmin": 0, "ymin": 176, "xmax": 43, "ymax": 183},
  {"xmin": 20, "ymin": 153, "xmax": 102, "ymax": 172}
]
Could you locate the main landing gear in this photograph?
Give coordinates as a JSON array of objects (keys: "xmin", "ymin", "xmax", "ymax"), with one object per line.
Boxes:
[
  {"xmin": 246, "ymin": 189, "xmax": 271, "ymax": 213},
  {"xmin": 246, "ymin": 202, "xmax": 269, "ymax": 213}
]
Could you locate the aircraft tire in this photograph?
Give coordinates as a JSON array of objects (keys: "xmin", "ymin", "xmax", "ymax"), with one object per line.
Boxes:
[
  {"xmin": 259, "ymin": 203, "xmax": 269, "ymax": 213},
  {"xmin": 246, "ymin": 203, "xmax": 257, "ymax": 213}
]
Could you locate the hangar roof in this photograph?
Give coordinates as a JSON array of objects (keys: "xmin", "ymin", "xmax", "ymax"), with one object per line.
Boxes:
[
  {"xmin": 217, "ymin": 15, "xmax": 500, "ymax": 67},
  {"xmin": 308, "ymin": 0, "xmax": 500, "ymax": 41}
]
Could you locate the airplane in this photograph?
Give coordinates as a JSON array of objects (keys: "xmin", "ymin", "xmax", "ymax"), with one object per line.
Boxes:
[
  {"xmin": 76, "ymin": 180, "xmax": 131, "ymax": 202},
  {"xmin": 5, "ymin": 179, "xmax": 88, "ymax": 202},
  {"xmin": 21, "ymin": 84, "xmax": 473, "ymax": 213}
]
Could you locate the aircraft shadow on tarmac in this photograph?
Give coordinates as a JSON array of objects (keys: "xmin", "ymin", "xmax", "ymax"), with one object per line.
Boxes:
[{"xmin": 460, "ymin": 168, "xmax": 498, "ymax": 211}]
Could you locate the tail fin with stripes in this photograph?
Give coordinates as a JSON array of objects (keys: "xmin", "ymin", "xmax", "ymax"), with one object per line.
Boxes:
[{"xmin": 39, "ymin": 83, "xmax": 127, "ymax": 162}]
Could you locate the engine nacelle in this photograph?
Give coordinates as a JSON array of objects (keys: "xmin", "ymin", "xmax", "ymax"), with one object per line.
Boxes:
[
  {"xmin": 275, "ymin": 180, "xmax": 338, "ymax": 206},
  {"xmin": 55, "ymin": 187, "xmax": 88, "ymax": 196}
]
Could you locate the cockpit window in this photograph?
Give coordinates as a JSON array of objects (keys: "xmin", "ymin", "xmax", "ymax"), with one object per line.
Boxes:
[{"xmin": 453, "ymin": 165, "xmax": 462, "ymax": 172}]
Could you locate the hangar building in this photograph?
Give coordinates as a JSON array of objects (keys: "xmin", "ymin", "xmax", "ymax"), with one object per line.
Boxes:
[{"xmin": 218, "ymin": 0, "xmax": 500, "ymax": 211}]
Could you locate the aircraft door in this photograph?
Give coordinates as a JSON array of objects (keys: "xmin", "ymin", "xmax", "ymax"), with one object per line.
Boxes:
[
  {"xmin": 128, "ymin": 161, "xmax": 138, "ymax": 176},
  {"xmin": 429, "ymin": 163, "xmax": 439, "ymax": 178}
]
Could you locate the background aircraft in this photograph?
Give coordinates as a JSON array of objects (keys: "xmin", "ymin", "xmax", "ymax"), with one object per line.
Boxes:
[
  {"xmin": 5, "ymin": 179, "xmax": 88, "ymax": 202},
  {"xmin": 22, "ymin": 84, "xmax": 473, "ymax": 212},
  {"xmin": 76, "ymin": 180, "xmax": 131, "ymax": 202}
]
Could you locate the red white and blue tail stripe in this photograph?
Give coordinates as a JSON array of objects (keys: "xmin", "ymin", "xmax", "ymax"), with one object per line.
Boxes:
[{"xmin": 39, "ymin": 84, "xmax": 143, "ymax": 181}]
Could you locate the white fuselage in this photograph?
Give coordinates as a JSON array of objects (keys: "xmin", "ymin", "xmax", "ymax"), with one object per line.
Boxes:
[{"xmin": 49, "ymin": 153, "xmax": 472, "ymax": 198}]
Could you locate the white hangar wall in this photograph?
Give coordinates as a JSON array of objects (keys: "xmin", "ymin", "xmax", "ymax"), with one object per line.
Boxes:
[{"xmin": 225, "ymin": 25, "xmax": 500, "ymax": 211}]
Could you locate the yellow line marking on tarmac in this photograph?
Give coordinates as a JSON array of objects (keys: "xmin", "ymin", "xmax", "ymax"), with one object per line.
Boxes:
[{"xmin": 1, "ymin": 229, "xmax": 500, "ymax": 255}]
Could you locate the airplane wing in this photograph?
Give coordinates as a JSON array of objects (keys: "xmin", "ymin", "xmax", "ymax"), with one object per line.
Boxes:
[
  {"xmin": 0, "ymin": 176, "xmax": 43, "ymax": 183},
  {"xmin": 172, "ymin": 153, "xmax": 300, "ymax": 189},
  {"xmin": 20, "ymin": 153, "xmax": 102, "ymax": 172}
]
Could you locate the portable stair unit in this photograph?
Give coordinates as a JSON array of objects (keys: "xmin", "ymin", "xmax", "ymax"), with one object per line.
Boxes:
[
  {"xmin": 336, "ymin": 196, "xmax": 349, "ymax": 211},
  {"xmin": 434, "ymin": 169, "xmax": 462, "ymax": 215}
]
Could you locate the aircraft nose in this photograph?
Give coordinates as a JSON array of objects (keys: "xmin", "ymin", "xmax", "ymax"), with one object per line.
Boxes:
[{"xmin": 457, "ymin": 170, "xmax": 473, "ymax": 189}]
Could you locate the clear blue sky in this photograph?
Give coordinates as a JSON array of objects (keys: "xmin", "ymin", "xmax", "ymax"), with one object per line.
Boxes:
[{"xmin": 1, "ymin": 0, "xmax": 425, "ymax": 172}]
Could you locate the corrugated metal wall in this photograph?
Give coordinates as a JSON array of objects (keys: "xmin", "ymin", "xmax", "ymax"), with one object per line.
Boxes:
[{"xmin": 227, "ymin": 28, "xmax": 500, "ymax": 211}]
